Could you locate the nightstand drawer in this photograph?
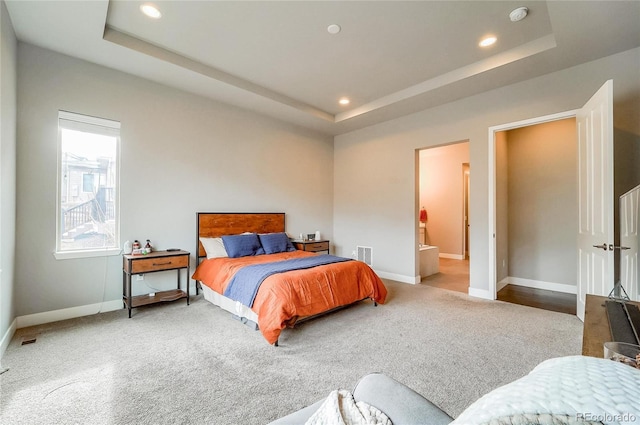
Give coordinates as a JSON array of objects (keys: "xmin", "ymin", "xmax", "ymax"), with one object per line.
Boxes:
[
  {"xmin": 305, "ymin": 242, "xmax": 329, "ymax": 252},
  {"xmin": 293, "ymin": 241, "xmax": 329, "ymax": 253},
  {"xmin": 129, "ymin": 255, "xmax": 188, "ymax": 274}
]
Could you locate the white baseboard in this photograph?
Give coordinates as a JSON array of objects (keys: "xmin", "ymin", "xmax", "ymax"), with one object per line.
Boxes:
[
  {"xmin": 505, "ymin": 277, "xmax": 577, "ymax": 294},
  {"xmin": 1, "ymin": 318, "xmax": 17, "ymax": 359},
  {"xmin": 497, "ymin": 278, "xmax": 510, "ymax": 292},
  {"xmin": 374, "ymin": 270, "xmax": 419, "ymax": 284},
  {"xmin": 16, "ymin": 299, "xmax": 123, "ymax": 329},
  {"xmin": 439, "ymin": 253, "xmax": 465, "ymax": 260},
  {"xmin": 468, "ymin": 287, "xmax": 494, "ymax": 300}
]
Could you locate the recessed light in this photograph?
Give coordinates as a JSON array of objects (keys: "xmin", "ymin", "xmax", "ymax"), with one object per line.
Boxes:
[
  {"xmin": 327, "ymin": 24, "xmax": 341, "ymax": 35},
  {"xmin": 140, "ymin": 4, "xmax": 162, "ymax": 19},
  {"xmin": 339, "ymin": 98, "xmax": 350, "ymax": 105},
  {"xmin": 479, "ymin": 36, "xmax": 497, "ymax": 47}
]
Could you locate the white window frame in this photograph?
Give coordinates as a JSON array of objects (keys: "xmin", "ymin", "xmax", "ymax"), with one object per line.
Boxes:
[{"xmin": 54, "ymin": 111, "xmax": 121, "ymax": 260}]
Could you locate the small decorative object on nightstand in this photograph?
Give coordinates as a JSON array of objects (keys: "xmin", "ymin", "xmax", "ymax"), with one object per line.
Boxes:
[
  {"xmin": 293, "ymin": 239, "xmax": 330, "ymax": 255},
  {"xmin": 122, "ymin": 250, "xmax": 190, "ymax": 318}
]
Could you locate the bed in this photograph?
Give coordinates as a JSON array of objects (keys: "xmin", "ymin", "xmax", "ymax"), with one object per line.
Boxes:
[{"xmin": 192, "ymin": 212, "xmax": 387, "ymax": 345}]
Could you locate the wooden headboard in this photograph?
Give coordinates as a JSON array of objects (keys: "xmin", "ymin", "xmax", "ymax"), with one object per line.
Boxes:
[{"xmin": 196, "ymin": 212, "xmax": 285, "ymax": 259}]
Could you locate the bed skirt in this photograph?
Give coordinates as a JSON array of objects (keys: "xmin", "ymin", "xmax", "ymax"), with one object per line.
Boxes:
[{"xmin": 200, "ymin": 284, "xmax": 259, "ymax": 330}]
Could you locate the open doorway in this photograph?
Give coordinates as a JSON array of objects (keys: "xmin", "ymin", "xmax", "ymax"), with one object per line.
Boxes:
[
  {"xmin": 492, "ymin": 117, "xmax": 578, "ymax": 315},
  {"xmin": 417, "ymin": 141, "xmax": 470, "ymax": 294},
  {"xmin": 490, "ymin": 82, "xmax": 640, "ymax": 317},
  {"xmin": 489, "ymin": 82, "xmax": 625, "ymax": 320}
]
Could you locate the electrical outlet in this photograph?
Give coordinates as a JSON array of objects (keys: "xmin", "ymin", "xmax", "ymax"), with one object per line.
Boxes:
[
  {"xmin": 351, "ymin": 250, "xmax": 357, "ymax": 258},
  {"xmin": 137, "ymin": 274, "xmax": 144, "ymax": 281}
]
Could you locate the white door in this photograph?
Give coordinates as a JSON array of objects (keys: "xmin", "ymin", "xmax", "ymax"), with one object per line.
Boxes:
[
  {"xmin": 620, "ymin": 185, "xmax": 639, "ymax": 301},
  {"xmin": 576, "ymin": 80, "xmax": 614, "ymax": 321}
]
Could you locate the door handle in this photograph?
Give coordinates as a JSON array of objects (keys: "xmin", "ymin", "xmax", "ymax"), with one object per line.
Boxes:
[{"xmin": 593, "ymin": 243, "xmax": 608, "ymax": 250}]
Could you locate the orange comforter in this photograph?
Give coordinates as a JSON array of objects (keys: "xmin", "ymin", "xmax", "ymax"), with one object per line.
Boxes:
[{"xmin": 192, "ymin": 251, "xmax": 387, "ymax": 344}]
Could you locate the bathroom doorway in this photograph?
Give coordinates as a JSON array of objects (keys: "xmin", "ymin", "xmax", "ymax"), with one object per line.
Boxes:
[{"xmin": 417, "ymin": 141, "xmax": 470, "ymax": 294}]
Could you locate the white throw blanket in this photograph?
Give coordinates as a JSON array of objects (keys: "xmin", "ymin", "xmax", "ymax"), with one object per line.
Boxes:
[{"xmin": 305, "ymin": 389, "xmax": 392, "ymax": 425}]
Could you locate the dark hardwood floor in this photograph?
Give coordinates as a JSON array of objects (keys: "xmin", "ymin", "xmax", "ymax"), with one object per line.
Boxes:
[
  {"xmin": 422, "ymin": 258, "xmax": 577, "ymax": 315},
  {"xmin": 497, "ymin": 284, "xmax": 577, "ymax": 315}
]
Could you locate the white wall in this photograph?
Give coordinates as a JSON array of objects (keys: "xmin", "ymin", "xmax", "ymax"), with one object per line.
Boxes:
[
  {"xmin": 0, "ymin": 0, "xmax": 17, "ymax": 352},
  {"xmin": 15, "ymin": 43, "xmax": 334, "ymax": 317},
  {"xmin": 419, "ymin": 142, "xmax": 469, "ymax": 257},
  {"xmin": 334, "ymin": 47, "xmax": 640, "ymax": 296}
]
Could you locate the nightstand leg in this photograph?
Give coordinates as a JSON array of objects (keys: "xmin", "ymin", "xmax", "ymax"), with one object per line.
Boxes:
[
  {"xmin": 128, "ymin": 273, "xmax": 132, "ymax": 318},
  {"xmin": 186, "ymin": 269, "xmax": 190, "ymax": 305}
]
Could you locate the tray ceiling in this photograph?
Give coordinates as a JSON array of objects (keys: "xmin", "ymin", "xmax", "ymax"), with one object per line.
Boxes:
[{"xmin": 6, "ymin": 1, "xmax": 640, "ymax": 135}]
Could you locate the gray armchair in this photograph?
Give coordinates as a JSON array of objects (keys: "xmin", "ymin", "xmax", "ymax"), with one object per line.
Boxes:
[{"xmin": 268, "ymin": 373, "xmax": 453, "ymax": 425}]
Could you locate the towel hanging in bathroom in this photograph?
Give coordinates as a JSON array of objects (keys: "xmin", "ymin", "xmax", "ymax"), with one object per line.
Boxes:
[{"xmin": 420, "ymin": 207, "xmax": 428, "ymax": 222}]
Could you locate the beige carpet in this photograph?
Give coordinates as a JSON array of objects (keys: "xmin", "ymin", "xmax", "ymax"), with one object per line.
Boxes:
[{"xmin": 0, "ymin": 280, "xmax": 583, "ymax": 424}]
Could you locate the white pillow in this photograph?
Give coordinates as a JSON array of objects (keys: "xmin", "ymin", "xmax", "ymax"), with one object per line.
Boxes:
[{"xmin": 199, "ymin": 237, "xmax": 228, "ymax": 259}]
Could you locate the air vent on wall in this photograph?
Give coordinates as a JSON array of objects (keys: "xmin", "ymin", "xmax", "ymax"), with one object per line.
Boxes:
[{"xmin": 357, "ymin": 246, "xmax": 373, "ymax": 266}]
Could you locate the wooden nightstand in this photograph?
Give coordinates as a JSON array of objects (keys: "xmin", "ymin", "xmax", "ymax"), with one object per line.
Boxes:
[
  {"xmin": 122, "ymin": 250, "xmax": 190, "ymax": 318},
  {"xmin": 293, "ymin": 240, "xmax": 330, "ymax": 254}
]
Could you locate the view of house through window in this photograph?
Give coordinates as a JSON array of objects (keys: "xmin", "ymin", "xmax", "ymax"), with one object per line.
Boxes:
[{"xmin": 57, "ymin": 111, "xmax": 120, "ymax": 253}]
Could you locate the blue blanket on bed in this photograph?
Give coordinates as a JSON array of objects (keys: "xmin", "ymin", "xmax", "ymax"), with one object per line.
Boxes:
[{"xmin": 223, "ymin": 255, "xmax": 352, "ymax": 307}]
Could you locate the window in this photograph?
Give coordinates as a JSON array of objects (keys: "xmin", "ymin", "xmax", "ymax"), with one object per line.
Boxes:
[{"xmin": 56, "ymin": 111, "xmax": 120, "ymax": 258}]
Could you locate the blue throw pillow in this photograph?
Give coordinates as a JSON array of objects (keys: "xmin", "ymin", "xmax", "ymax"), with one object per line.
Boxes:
[
  {"xmin": 259, "ymin": 232, "xmax": 296, "ymax": 254},
  {"xmin": 221, "ymin": 233, "xmax": 265, "ymax": 258}
]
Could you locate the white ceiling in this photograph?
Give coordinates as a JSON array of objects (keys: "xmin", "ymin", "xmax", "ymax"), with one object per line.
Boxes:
[{"xmin": 6, "ymin": 1, "xmax": 640, "ymax": 135}]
